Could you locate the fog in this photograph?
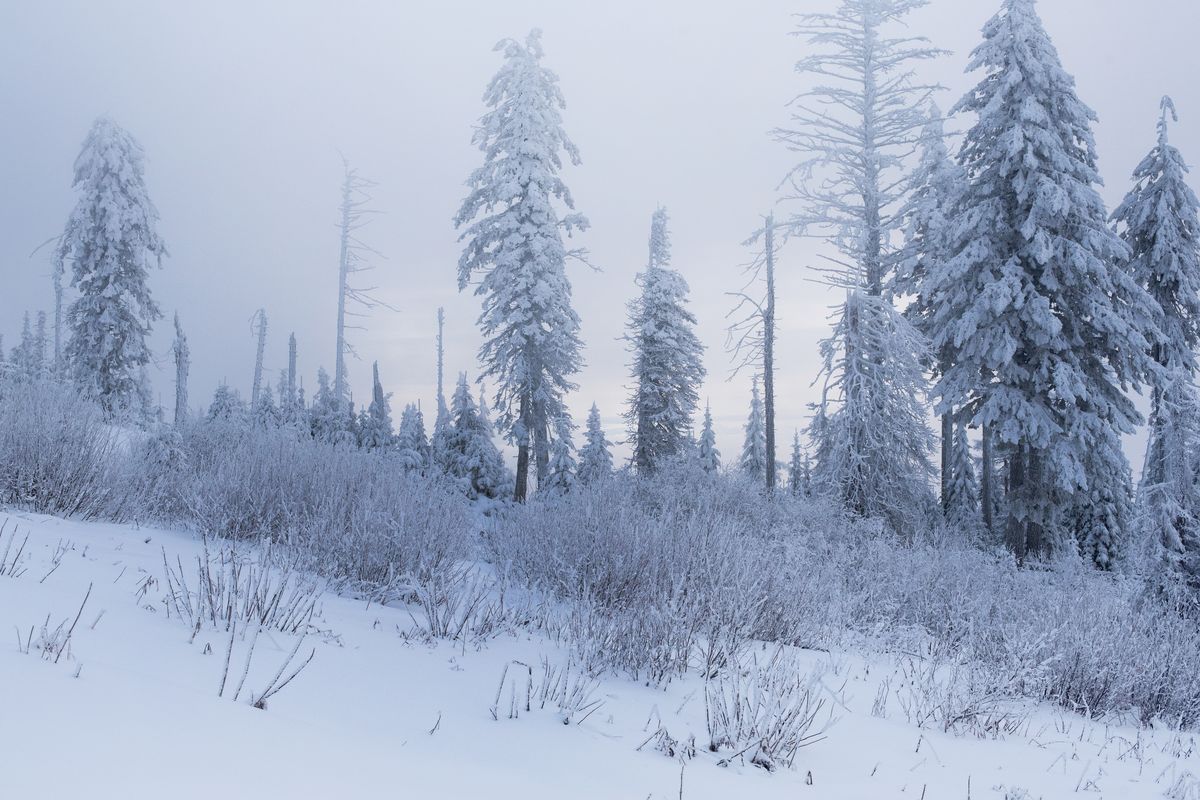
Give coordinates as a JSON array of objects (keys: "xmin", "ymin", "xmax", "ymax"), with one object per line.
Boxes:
[{"xmin": 2, "ymin": 0, "xmax": 1197, "ymax": 461}]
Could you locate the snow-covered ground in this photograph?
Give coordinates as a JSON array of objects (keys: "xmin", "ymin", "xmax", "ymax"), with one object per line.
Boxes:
[{"xmin": 1, "ymin": 509, "xmax": 1198, "ymax": 799}]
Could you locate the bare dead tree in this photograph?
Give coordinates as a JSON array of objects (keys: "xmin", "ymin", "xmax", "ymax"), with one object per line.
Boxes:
[
  {"xmin": 287, "ymin": 332, "xmax": 297, "ymax": 406},
  {"xmin": 333, "ymin": 157, "xmax": 390, "ymax": 405},
  {"xmin": 250, "ymin": 308, "xmax": 267, "ymax": 406},
  {"xmin": 172, "ymin": 312, "xmax": 189, "ymax": 426},
  {"xmin": 727, "ymin": 213, "xmax": 780, "ymax": 492}
]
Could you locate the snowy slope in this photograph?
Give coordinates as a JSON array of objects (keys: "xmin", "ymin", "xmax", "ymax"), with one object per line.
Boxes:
[{"xmin": 0, "ymin": 510, "xmax": 1197, "ymax": 799}]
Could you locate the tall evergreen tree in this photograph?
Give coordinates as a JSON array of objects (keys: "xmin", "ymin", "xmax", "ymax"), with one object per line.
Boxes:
[
  {"xmin": 577, "ymin": 403, "xmax": 614, "ymax": 485},
  {"xmin": 740, "ymin": 379, "xmax": 768, "ymax": 482},
  {"xmin": 56, "ymin": 117, "xmax": 167, "ymax": 417},
  {"xmin": 1113, "ymin": 98, "xmax": 1200, "ymax": 573},
  {"xmin": 625, "ymin": 207, "xmax": 706, "ymax": 473},
  {"xmin": 777, "ymin": 0, "xmax": 938, "ymax": 530},
  {"xmin": 930, "ymin": 0, "xmax": 1157, "ymax": 559},
  {"xmin": 454, "ymin": 30, "xmax": 588, "ymax": 502},
  {"xmin": 697, "ymin": 403, "xmax": 721, "ymax": 474},
  {"xmin": 895, "ymin": 105, "xmax": 967, "ymax": 510}
]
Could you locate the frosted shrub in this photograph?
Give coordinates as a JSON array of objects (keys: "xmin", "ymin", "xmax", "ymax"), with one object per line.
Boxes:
[
  {"xmin": 166, "ymin": 420, "xmax": 472, "ymax": 591},
  {"xmin": 704, "ymin": 646, "xmax": 830, "ymax": 771},
  {"xmin": 491, "ymin": 468, "xmax": 1200, "ymax": 729},
  {"xmin": 157, "ymin": 541, "xmax": 320, "ymax": 635},
  {"xmin": 0, "ymin": 378, "xmax": 134, "ymax": 518}
]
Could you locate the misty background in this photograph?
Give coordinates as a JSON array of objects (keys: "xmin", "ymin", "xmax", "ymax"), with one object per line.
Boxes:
[{"xmin": 1, "ymin": 0, "xmax": 1196, "ymax": 463}]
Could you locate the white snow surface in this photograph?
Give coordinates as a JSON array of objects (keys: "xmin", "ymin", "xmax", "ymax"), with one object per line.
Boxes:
[{"xmin": 1, "ymin": 509, "xmax": 1197, "ymax": 799}]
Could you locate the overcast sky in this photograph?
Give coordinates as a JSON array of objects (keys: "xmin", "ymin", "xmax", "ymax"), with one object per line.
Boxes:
[{"xmin": 2, "ymin": 0, "xmax": 1197, "ymax": 464}]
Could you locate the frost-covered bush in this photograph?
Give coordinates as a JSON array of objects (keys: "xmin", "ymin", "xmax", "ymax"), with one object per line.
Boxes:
[
  {"xmin": 490, "ymin": 468, "xmax": 1200, "ymax": 728},
  {"xmin": 0, "ymin": 378, "xmax": 137, "ymax": 518},
  {"xmin": 704, "ymin": 647, "xmax": 830, "ymax": 771},
  {"xmin": 490, "ymin": 470, "xmax": 843, "ymax": 683},
  {"xmin": 161, "ymin": 419, "xmax": 472, "ymax": 590}
]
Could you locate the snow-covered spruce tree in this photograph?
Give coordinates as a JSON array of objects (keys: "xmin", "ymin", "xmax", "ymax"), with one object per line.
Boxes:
[
  {"xmin": 577, "ymin": 403, "xmax": 614, "ymax": 484},
  {"xmin": 697, "ymin": 402, "xmax": 721, "ymax": 474},
  {"xmin": 894, "ymin": 105, "xmax": 967, "ymax": 509},
  {"xmin": 207, "ymin": 384, "xmax": 246, "ymax": 422},
  {"xmin": 930, "ymin": 0, "xmax": 1156, "ymax": 560},
  {"xmin": 740, "ymin": 379, "xmax": 767, "ymax": 482},
  {"xmin": 441, "ymin": 374, "xmax": 508, "ymax": 500},
  {"xmin": 1073, "ymin": 425, "xmax": 1133, "ymax": 570},
  {"xmin": 544, "ymin": 415, "xmax": 578, "ymax": 494},
  {"xmin": 787, "ymin": 431, "xmax": 811, "ymax": 498},
  {"xmin": 56, "ymin": 117, "xmax": 167, "ymax": 417},
  {"xmin": 250, "ymin": 384, "xmax": 280, "ymax": 428},
  {"xmin": 777, "ymin": 0, "xmax": 938, "ymax": 532},
  {"xmin": 943, "ymin": 421, "xmax": 981, "ymax": 536},
  {"xmin": 1113, "ymin": 98, "xmax": 1200, "ymax": 574},
  {"xmin": 396, "ymin": 403, "xmax": 431, "ymax": 472},
  {"xmin": 10, "ymin": 312, "xmax": 35, "ymax": 380},
  {"xmin": 809, "ymin": 291, "xmax": 935, "ymax": 530},
  {"xmin": 454, "ymin": 30, "xmax": 588, "ymax": 502},
  {"xmin": 625, "ymin": 207, "xmax": 706, "ymax": 473},
  {"xmin": 310, "ymin": 367, "xmax": 352, "ymax": 443},
  {"xmin": 172, "ymin": 312, "xmax": 189, "ymax": 426},
  {"xmin": 358, "ymin": 361, "xmax": 394, "ymax": 451}
]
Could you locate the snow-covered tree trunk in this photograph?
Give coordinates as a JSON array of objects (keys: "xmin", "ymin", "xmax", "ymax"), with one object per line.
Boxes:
[
  {"xmin": 56, "ymin": 117, "xmax": 167, "ymax": 418},
  {"xmin": 52, "ymin": 261, "xmax": 63, "ymax": 375},
  {"xmin": 763, "ymin": 218, "xmax": 776, "ymax": 492},
  {"xmin": 251, "ymin": 308, "xmax": 267, "ymax": 406},
  {"xmin": 895, "ymin": 106, "xmax": 965, "ymax": 514},
  {"xmin": 287, "ymin": 333, "xmax": 297, "ymax": 409},
  {"xmin": 435, "ymin": 307, "xmax": 448, "ymax": 430},
  {"xmin": 454, "ymin": 30, "xmax": 588, "ymax": 503},
  {"xmin": 172, "ymin": 312, "xmax": 189, "ymax": 426}
]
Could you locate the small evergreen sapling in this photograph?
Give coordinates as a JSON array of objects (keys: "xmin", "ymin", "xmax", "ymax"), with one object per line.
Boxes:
[{"xmin": 577, "ymin": 403, "xmax": 614, "ymax": 485}]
